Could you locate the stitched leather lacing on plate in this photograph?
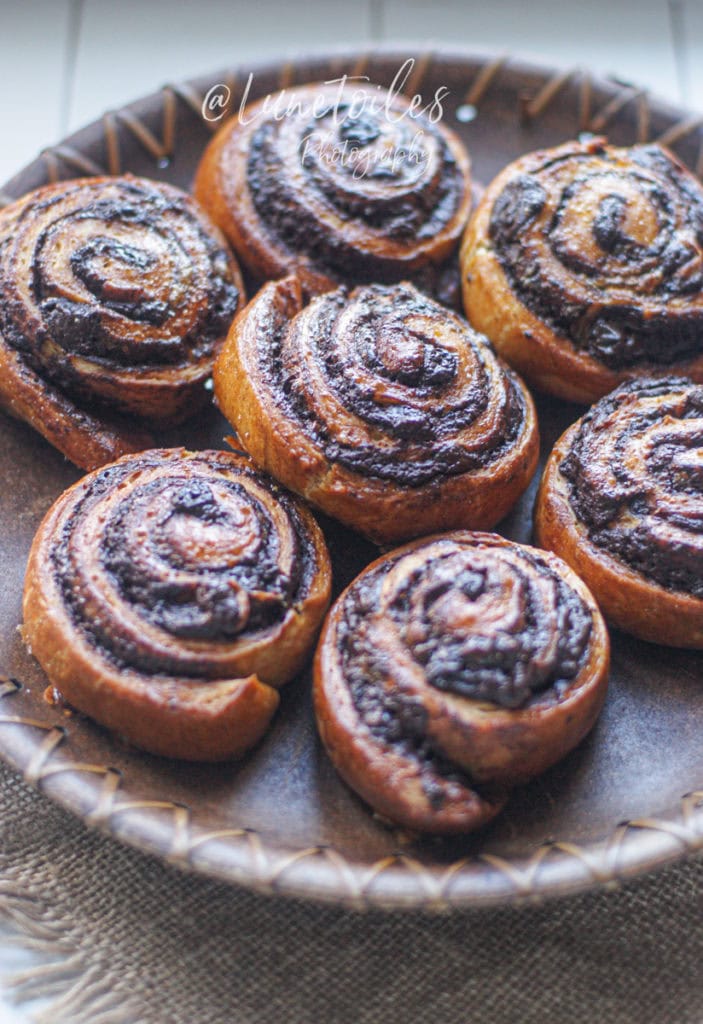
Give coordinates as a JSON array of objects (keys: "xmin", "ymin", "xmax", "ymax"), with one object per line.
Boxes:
[
  {"xmin": 1, "ymin": 53, "xmax": 702, "ymax": 206},
  {"xmin": 2, "ymin": 677, "xmax": 703, "ymax": 909}
]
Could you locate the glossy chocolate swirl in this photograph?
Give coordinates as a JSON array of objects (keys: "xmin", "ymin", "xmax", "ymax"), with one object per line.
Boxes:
[
  {"xmin": 194, "ymin": 82, "xmax": 472, "ymax": 295},
  {"xmin": 46, "ymin": 449, "xmax": 329, "ymax": 679},
  {"xmin": 0, "ymin": 176, "xmax": 243, "ymax": 421},
  {"xmin": 488, "ymin": 139, "xmax": 703, "ymax": 369},
  {"xmin": 314, "ymin": 532, "xmax": 608, "ymax": 833},
  {"xmin": 560, "ymin": 377, "xmax": 703, "ymax": 596},
  {"xmin": 339, "ymin": 534, "xmax": 593, "ymax": 717},
  {"xmin": 249, "ymin": 280, "xmax": 528, "ymax": 487},
  {"xmin": 23, "ymin": 448, "xmax": 331, "ymax": 760}
]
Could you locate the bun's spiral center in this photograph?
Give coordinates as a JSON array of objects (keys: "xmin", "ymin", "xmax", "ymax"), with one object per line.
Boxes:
[
  {"xmin": 47, "ymin": 451, "xmax": 322, "ymax": 673},
  {"xmin": 488, "ymin": 141, "xmax": 703, "ymax": 368},
  {"xmin": 385, "ymin": 543, "xmax": 592, "ymax": 709},
  {"xmin": 69, "ymin": 233, "xmax": 170, "ymax": 322},
  {"xmin": 0, "ymin": 177, "xmax": 240, "ymax": 378},
  {"xmin": 338, "ymin": 536, "xmax": 593, "ymax": 759},
  {"xmin": 263, "ymin": 282, "xmax": 526, "ymax": 485},
  {"xmin": 243, "ymin": 84, "xmax": 470, "ymax": 283},
  {"xmin": 301, "ymin": 102, "xmax": 437, "ymax": 206},
  {"xmin": 554, "ymin": 174, "xmax": 667, "ymax": 270}
]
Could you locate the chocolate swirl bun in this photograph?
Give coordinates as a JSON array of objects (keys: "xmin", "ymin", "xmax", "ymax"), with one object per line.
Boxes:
[
  {"xmin": 0, "ymin": 176, "xmax": 244, "ymax": 469},
  {"xmin": 215, "ymin": 277, "xmax": 539, "ymax": 544},
  {"xmin": 535, "ymin": 377, "xmax": 703, "ymax": 647},
  {"xmin": 314, "ymin": 532, "xmax": 609, "ymax": 834},
  {"xmin": 461, "ymin": 139, "xmax": 703, "ymax": 402},
  {"xmin": 193, "ymin": 82, "xmax": 472, "ymax": 298},
  {"xmin": 22, "ymin": 448, "xmax": 331, "ymax": 760}
]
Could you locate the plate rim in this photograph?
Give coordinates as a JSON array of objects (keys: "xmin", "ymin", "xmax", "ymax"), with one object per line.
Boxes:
[
  {"xmin": 2, "ymin": 674, "xmax": 702, "ymax": 910},
  {"xmin": 2, "ymin": 46, "xmax": 703, "ymax": 910}
]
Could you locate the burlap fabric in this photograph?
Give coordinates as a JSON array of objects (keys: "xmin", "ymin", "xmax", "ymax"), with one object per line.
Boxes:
[{"xmin": 1, "ymin": 760, "xmax": 703, "ymax": 1024}]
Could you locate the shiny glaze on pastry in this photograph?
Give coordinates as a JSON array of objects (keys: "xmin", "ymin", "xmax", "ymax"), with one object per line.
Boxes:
[
  {"xmin": 22, "ymin": 448, "xmax": 331, "ymax": 760},
  {"xmin": 214, "ymin": 277, "xmax": 539, "ymax": 544},
  {"xmin": 535, "ymin": 377, "xmax": 703, "ymax": 646},
  {"xmin": 194, "ymin": 82, "xmax": 472, "ymax": 298},
  {"xmin": 461, "ymin": 139, "xmax": 703, "ymax": 402},
  {"xmin": 314, "ymin": 531, "xmax": 609, "ymax": 834},
  {"xmin": 0, "ymin": 176, "xmax": 244, "ymax": 468}
]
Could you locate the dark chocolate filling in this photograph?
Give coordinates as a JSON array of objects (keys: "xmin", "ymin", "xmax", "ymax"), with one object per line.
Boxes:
[
  {"xmin": 0, "ymin": 179, "xmax": 239, "ymax": 380},
  {"xmin": 339, "ymin": 540, "xmax": 592, "ymax": 719},
  {"xmin": 489, "ymin": 143, "xmax": 703, "ymax": 369},
  {"xmin": 50, "ymin": 453, "xmax": 319, "ymax": 677},
  {"xmin": 561, "ymin": 376, "xmax": 703, "ymax": 596},
  {"xmin": 245, "ymin": 97, "xmax": 465, "ymax": 285},
  {"xmin": 260, "ymin": 282, "xmax": 526, "ymax": 486},
  {"xmin": 392, "ymin": 550, "xmax": 592, "ymax": 709},
  {"xmin": 335, "ymin": 539, "xmax": 593, "ymax": 805}
]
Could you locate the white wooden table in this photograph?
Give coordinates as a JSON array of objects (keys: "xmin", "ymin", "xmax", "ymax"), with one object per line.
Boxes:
[{"xmin": 0, "ymin": 2, "xmax": 701, "ymax": 1021}]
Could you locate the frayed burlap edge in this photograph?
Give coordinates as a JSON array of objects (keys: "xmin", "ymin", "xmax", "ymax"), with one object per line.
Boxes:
[{"xmin": 0, "ymin": 871, "xmax": 140, "ymax": 1024}]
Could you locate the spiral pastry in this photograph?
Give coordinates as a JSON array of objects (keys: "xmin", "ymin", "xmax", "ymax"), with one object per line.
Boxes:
[
  {"xmin": 193, "ymin": 82, "xmax": 472, "ymax": 298},
  {"xmin": 535, "ymin": 377, "xmax": 703, "ymax": 647},
  {"xmin": 461, "ymin": 138, "xmax": 703, "ymax": 402},
  {"xmin": 22, "ymin": 448, "xmax": 331, "ymax": 760},
  {"xmin": 0, "ymin": 175, "xmax": 244, "ymax": 468},
  {"xmin": 314, "ymin": 532, "xmax": 609, "ymax": 834},
  {"xmin": 215, "ymin": 277, "xmax": 539, "ymax": 544}
]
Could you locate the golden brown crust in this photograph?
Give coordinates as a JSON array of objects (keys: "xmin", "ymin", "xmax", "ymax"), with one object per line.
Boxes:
[
  {"xmin": 313, "ymin": 531, "xmax": 610, "ymax": 834},
  {"xmin": 214, "ymin": 277, "xmax": 539, "ymax": 545},
  {"xmin": 194, "ymin": 82, "xmax": 472, "ymax": 297},
  {"xmin": 0, "ymin": 176, "xmax": 245, "ymax": 467},
  {"xmin": 0, "ymin": 335, "xmax": 154, "ymax": 469},
  {"xmin": 461, "ymin": 139, "xmax": 703, "ymax": 403},
  {"xmin": 534, "ymin": 379, "xmax": 703, "ymax": 647},
  {"xmin": 314, "ymin": 651, "xmax": 509, "ymax": 836},
  {"xmin": 22, "ymin": 448, "xmax": 332, "ymax": 761}
]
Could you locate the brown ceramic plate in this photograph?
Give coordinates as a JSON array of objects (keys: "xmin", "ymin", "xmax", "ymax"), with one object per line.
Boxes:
[{"xmin": 1, "ymin": 49, "xmax": 702, "ymax": 910}]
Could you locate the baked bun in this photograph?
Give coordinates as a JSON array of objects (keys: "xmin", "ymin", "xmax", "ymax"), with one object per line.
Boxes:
[
  {"xmin": 314, "ymin": 531, "xmax": 609, "ymax": 834},
  {"xmin": 193, "ymin": 81, "xmax": 472, "ymax": 298},
  {"xmin": 535, "ymin": 376, "xmax": 703, "ymax": 647},
  {"xmin": 461, "ymin": 138, "xmax": 703, "ymax": 403},
  {"xmin": 22, "ymin": 448, "xmax": 331, "ymax": 761},
  {"xmin": 0, "ymin": 176, "xmax": 244, "ymax": 469},
  {"xmin": 214, "ymin": 277, "xmax": 539, "ymax": 545}
]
